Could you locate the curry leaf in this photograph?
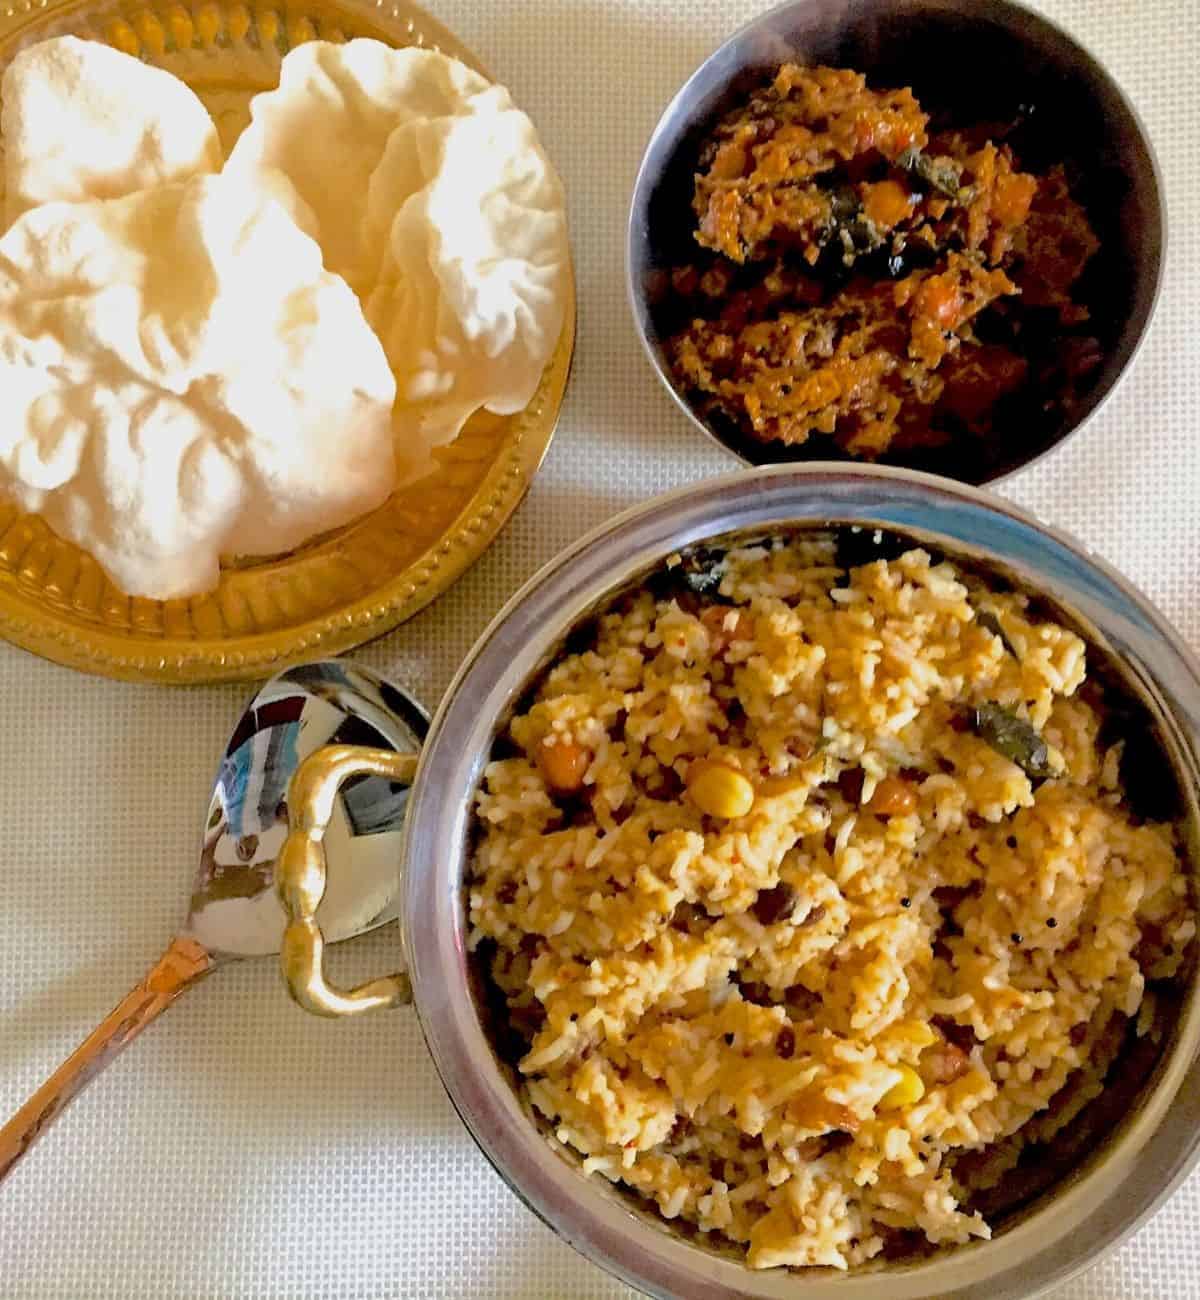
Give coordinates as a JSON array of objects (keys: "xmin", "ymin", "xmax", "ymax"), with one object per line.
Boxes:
[
  {"xmin": 970, "ymin": 703, "xmax": 1055, "ymax": 779},
  {"xmin": 976, "ymin": 609, "xmax": 1020, "ymax": 660},
  {"xmin": 897, "ymin": 147, "xmax": 962, "ymax": 198}
]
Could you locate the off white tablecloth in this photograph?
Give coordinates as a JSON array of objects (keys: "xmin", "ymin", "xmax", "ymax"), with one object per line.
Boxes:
[{"xmin": 2, "ymin": 0, "xmax": 1198, "ymax": 1295}]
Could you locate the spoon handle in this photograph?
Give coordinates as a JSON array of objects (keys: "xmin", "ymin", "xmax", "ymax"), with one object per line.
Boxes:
[{"xmin": 0, "ymin": 935, "xmax": 215, "ymax": 1185}]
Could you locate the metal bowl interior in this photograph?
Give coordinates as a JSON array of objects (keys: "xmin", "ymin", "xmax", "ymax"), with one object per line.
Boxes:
[
  {"xmin": 404, "ymin": 464, "xmax": 1200, "ymax": 1300},
  {"xmin": 627, "ymin": 0, "xmax": 1164, "ymax": 487}
]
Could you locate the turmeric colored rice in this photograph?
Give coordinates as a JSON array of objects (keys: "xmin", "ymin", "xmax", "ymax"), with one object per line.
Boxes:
[{"xmin": 468, "ymin": 536, "xmax": 1193, "ymax": 1270}]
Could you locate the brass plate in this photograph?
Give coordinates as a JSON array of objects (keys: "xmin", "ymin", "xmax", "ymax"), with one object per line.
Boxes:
[{"xmin": 0, "ymin": 0, "xmax": 575, "ymax": 682}]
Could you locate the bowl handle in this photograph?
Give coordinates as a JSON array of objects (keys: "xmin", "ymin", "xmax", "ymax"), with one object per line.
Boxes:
[{"xmin": 275, "ymin": 744, "xmax": 417, "ymax": 1017}]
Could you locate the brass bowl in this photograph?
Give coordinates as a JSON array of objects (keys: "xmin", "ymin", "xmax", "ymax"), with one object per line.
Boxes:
[{"xmin": 0, "ymin": 0, "xmax": 575, "ymax": 683}]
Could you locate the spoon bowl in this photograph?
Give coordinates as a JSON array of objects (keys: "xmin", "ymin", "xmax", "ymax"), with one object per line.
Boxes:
[{"xmin": 187, "ymin": 660, "xmax": 427, "ymax": 959}]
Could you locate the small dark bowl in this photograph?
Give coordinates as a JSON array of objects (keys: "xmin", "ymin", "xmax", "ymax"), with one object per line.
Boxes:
[{"xmin": 627, "ymin": 0, "xmax": 1165, "ymax": 486}]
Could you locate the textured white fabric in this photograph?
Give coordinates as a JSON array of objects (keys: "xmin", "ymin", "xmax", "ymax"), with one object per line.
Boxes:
[{"xmin": 0, "ymin": 0, "xmax": 1197, "ymax": 1295}]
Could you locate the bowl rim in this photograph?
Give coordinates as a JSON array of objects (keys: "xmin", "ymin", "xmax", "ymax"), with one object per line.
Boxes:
[
  {"xmin": 402, "ymin": 462, "xmax": 1200, "ymax": 1300},
  {"xmin": 624, "ymin": 0, "xmax": 1168, "ymax": 489}
]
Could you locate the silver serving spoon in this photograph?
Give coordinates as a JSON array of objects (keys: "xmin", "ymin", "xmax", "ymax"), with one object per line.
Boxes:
[{"xmin": 0, "ymin": 660, "xmax": 426, "ymax": 1184}]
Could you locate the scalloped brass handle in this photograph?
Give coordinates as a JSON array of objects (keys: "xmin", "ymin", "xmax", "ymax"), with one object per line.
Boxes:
[{"xmin": 276, "ymin": 744, "xmax": 417, "ymax": 1017}]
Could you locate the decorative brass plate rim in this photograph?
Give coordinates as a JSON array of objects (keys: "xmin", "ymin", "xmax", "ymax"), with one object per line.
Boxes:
[{"xmin": 0, "ymin": 0, "xmax": 576, "ymax": 683}]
